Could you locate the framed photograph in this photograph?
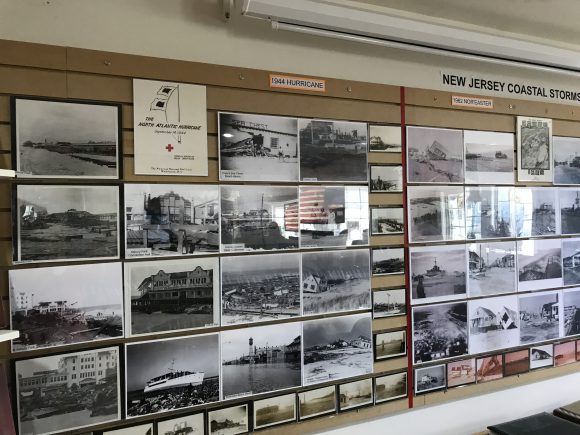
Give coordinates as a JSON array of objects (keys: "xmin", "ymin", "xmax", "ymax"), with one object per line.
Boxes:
[
  {"xmin": 514, "ymin": 187, "xmax": 559, "ymax": 237},
  {"xmin": 370, "ymin": 207, "xmax": 404, "ymax": 235},
  {"xmin": 218, "ymin": 112, "xmax": 299, "ymax": 182},
  {"xmin": 12, "ymin": 97, "xmax": 120, "ymax": 179},
  {"xmin": 415, "ymin": 364, "xmax": 446, "ymax": 394},
  {"xmin": 369, "ymin": 165, "xmax": 403, "ymax": 193},
  {"xmin": 519, "ymin": 290, "xmax": 563, "ymax": 345},
  {"xmin": 302, "ymin": 313, "xmax": 373, "ymax": 386},
  {"xmin": 530, "ymin": 344, "xmax": 554, "ymax": 369},
  {"xmin": 298, "ymin": 386, "xmax": 337, "ymax": 420},
  {"xmin": 124, "ymin": 183, "xmax": 219, "ymax": 258},
  {"xmin": 554, "ymin": 341, "xmax": 576, "ymax": 367},
  {"xmin": 221, "ymin": 323, "xmax": 301, "ymax": 399},
  {"xmin": 221, "ymin": 185, "xmax": 299, "ymax": 252},
  {"xmin": 577, "ymin": 340, "xmax": 580, "ymax": 360},
  {"xmin": 467, "ymin": 241, "xmax": 516, "ymax": 298},
  {"xmin": 562, "ymin": 238, "xmax": 580, "ymax": 286},
  {"xmin": 559, "ymin": 187, "xmax": 580, "ymax": 235},
  {"xmin": 372, "ymin": 247, "xmax": 405, "ymax": 276},
  {"xmin": 15, "ymin": 346, "xmax": 120, "ymax": 435},
  {"xmin": 369, "ymin": 125, "xmax": 401, "ymax": 153},
  {"xmin": 465, "ymin": 186, "xmax": 515, "ymax": 240},
  {"xmin": 563, "ymin": 288, "xmax": 580, "ymax": 337},
  {"xmin": 157, "ymin": 413, "xmax": 204, "ymax": 435},
  {"xmin": 374, "ymin": 329, "xmax": 406, "ymax": 360},
  {"xmin": 10, "ymin": 263, "xmax": 123, "ymax": 353},
  {"xmin": 374, "ymin": 372, "xmax": 407, "ymax": 403},
  {"xmin": 103, "ymin": 423, "xmax": 153, "ymax": 435},
  {"xmin": 554, "ymin": 136, "xmax": 580, "ymax": 185},
  {"xmin": 253, "ymin": 393, "xmax": 296, "ymax": 429},
  {"xmin": 517, "ymin": 239, "xmax": 563, "ymax": 292},
  {"xmin": 407, "ymin": 185, "xmax": 465, "ymax": 243},
  {"xmin": 299, "ymin": 118, "xmax": 367, "ymax": 182},
  {"xmin": 504, "ymin": 349, "xmax": 530, "ymax": 376},
  {"xmin": 447, "ymin": 358, "xmax": 476, "ymax": 388},
  {"xmin": 13, "ymin": 184, "xmax": 120, "ymax": 264},
  {"xmin": 123, "ymin": 257, "xmax": 219, "ymax": 337},
  {"xmin": 410, "ymin": 245, "xmax": 467, "ymax": 305},
  {"xmin": 301, "ymin": 249, "xmax": 370, "ymax": 316},
  {"xmin": 468, "ymin": 295, "xmax": 520, "ymax": 354},
  {"xmin": 208, "ymin": 404, "xmax": 249, "ymax": 435},
  {"xmin": 464, "ymin": 130, "xmax": 514, "ymax": 184},
  {"xmin": 476, "ymin": 354, "xmax": 503, "ymax": 383},
  {"xmin": 517, "ymin": 116, "xmax": 552, "ymax": 182},
  {"xmin": 406, "ymin": 126, "xmax": 464, "ymax": 183},
  {"xmin": 125, "ymin": 333, "xmax": 219, "ymax": 418},
  {"xmin": 373, "ymin": 288, "xmax": 406, "ymax": 318},
  {"xmin": 338, "ymin": 378, "xmax": 373, "ymax": 411}
]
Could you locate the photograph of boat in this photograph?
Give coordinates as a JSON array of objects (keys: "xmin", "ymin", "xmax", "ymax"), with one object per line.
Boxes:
[
  {"xmin": 158, "ymin": 413, "xmax": 204, "ymax": 435},
  {"xmin": 208, "ymin": 404, "xmax": 248, "ymax": 435},
  {"xmin": 554, "ymin": 136, "xmax": 580, "ymax": 185},
  {"xmin": 464, "ymin": 130, "xmax": 514, "ymax": 184}
]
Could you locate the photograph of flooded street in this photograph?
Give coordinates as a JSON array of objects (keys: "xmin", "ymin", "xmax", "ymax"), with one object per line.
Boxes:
[
  {"xmin": 467, "ymin": 241, "xmax": 516, "ymax": 297},
  {"xmin": 554, "ymin": 136, "xmax": 580, "ymax": 185},
  {"xmin": 463, "ymin": 130, "xmax": 514, "ymax": 184},
  {"xmin": 415, "ymin": 364, "xmax": 446, "ymax": 394}
]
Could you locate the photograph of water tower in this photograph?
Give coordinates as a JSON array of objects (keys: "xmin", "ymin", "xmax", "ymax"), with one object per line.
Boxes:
[
  {"xmin": 14, "ymin": 184, "xmax": 120, "ymax": 263},
  {"xmin": 374, "ymin": 372, "xmax": 407, "ymax": 403},
  {"xmin": 10, "ymin": 262, "xmax": 123, "ymax": 353},
  {"xmin": 297, "ymin": 385, "xmax": 337, "ymax": 420},
  {"xmin": 124, "ymin": 184, "xmax": 219, "ymax": 258},
  {"xmin": 563, "ymin": 288, "xmax": 580, "ymax": 337},
  {"xmin": 465, "ymin": 186, "xmax": 515, "ymax": 239},
  {"xmin": 338, "ymin": 378, "xmax": 373, "ymax": 411},
  {"xmin": 218, "ymin": 112, "xmax": 299, "ymax": 182},
  {"xmin": 253, "ymin": 393, "xmax": 296, "ymax": 430},
  {"xmin": 468, "ymin": 295, "xmax": 520, "ymax": 354},
  {"xmin": 463, "ymin": 130, "xmax": 514, "ymax": 185},
  {"xmin": 124, "ymin": 257, "xmax": 219, "ymax": 337},
  {"xmin": 514, "ymin": 187, "xmax": 559, "ymax": 237},
  {"xmin": 517, "ymin": 239, "xmax": 563, "ymax": 292},
  {"xmin": 558, "ymin": 188, "xmax": 580, "ymax": 235},
  {"xmin": 519, "ymin": 290, "xmax": 563, "ymax": 344},
  {"xmin": 374, "ymin": 329, "xmax": 406, "ymax": 361},
  {"xmin": 414, "ymin": 364, "xmax": 446, "ymax": 394},
  {"xmin": 208, "ymin": 404, "xmax": 248, "ymax": 435},
  {"xmin": 467, "ymin": 241, "xmax": 517, "ymax": 298},
  {"xmin": 368, "ymin": 125, "xmax": 401, "ymax": 153},
  {"xmin": 370, "ymin": 207, "xmax": 404, "ymax": 235},
  {"xmin": 369, "ymin": 165, "xmax": 403, "ymax": 193},
  {"xmin": 372, "ymin": 247, "xmax": 405, "ymax": 276},
  {"xmin": 157, "ymin": 413, "xmax": 204, "ymax": 435},
  {"xmin": 553, "ymin": 136, "xmax": 580, "ymax": 185},
  {"xmin": 373, "ymin": 288, "xmax": 406, "ymax": 319},
  {"xmin": 562, "ymin": 238, "xmax": 580, "ymax": 286}
]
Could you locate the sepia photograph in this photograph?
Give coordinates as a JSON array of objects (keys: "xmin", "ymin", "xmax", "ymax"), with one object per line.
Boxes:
[
  {"xmin": 465, "ymin": 186, "xmax": 515, "ymax": 239},
  {"xmin": 302, "ymin": 249, "xmax": 370, "ymax": 316},
  {"xmin": 14, "ymin": 184, "xmax": 119, "ymax": 263},
  {"xmin": 517, "ymin": 116, "xmax": 552, "ymax": 182},
  {"xmin": 221, "ymin": 185, "xmax": 299, "ymax": 252},
  {"xmin": 374, "ymin": 330, "xmax": 406, "ymax": 360},
  {"xmin": 103, "ymin": 423, "xmax": 153, "ymax": 435},
  {"xmin": 514, "ymin": 187, "xmax": 559, "ymax": 237},
  {"xmin": 372, "ymin": 247, "xmax": 405, "ymax": 276},
  {"xmin": 467, "ymin": 241, "xmax": 517, "ymax": 298},
  {"xmin": 158, "ymin": 413, "xmax": 204, "ymax": 435},
  {"xmin": 464, "ymin": 130, "xmax": 514, "ymax": 184},
  {"xmin": 124, "ymin": 183, "xmax": 219, "ymax": 258},
  {"xmin": 369, "ymin": 125, "xmax": 401, "ymax": 153},
  {"xmin": 125, "ymin": 334, "xmax": 219, "ymax": 418},
  {"xmin": 253, "ymin": 393, "xmax": 296, "ymax": 429},
  {"xmin": 559, "ymin": 188, "xmax": 580, "ymax": 235},
  {"xmin": 124, "ymin": 257, "xmax": 219, "ymax": 337},
  {"xmin": 338, "ymin": 378, "xmax": 373, "ymax": 411},
  {"xmin": 218, "ymin": 112, "xmax": 299, "ymax": 182},
  {"xmin": 562, "ymin": 238, "xmax": 580, "ymax": 286},
  {"xmin": 476, "ymin": 354, "xmax": 504, "ymax": 383},
  {"xmin": 415, "ymin": 364, "xmax": 446, "ymax": 394},
  {"xmin": 13, "ymin": 98, "xmax": 120, "ymax": 179},
  {"xmin": 447, "ymin": 358, "xmax": 476, "ymax": 388},
  {"xmin": 221, "ymin": 323, "xmax": 301, "ymax": 399},
  {"xmin": 298, "ymin": 385, "xmax": 336, "ymax": 420},
  {"xmin": 504, "ymin": 349, "xmax": 530, "ymax": 377},
  {"xmin": 303, "ymin": 313, "xmax": 373, "ymax": 386},
  {"xmin": 371, "ymin": 207, "xmax": 404, "ymax": 235},
  {"xmin": 468, "ymin": 295, "xmax": 520, "ymax": 354},
  {"xmin": 519, "ymin": 290, "xmax": 563, "ymax": 344},
  {"xmin": 208, "ymin": 404, "xmax": 248, "ymax": 435},
  {"xmin": 299, "ymin": 118, "xmax": 367, "ymax": 182},
  {"xmin": 406, "ymin": 126, "xmax": 464, "ymax": 183},
  {"xmin": 374, "ymin": 372, "xmax": 407, "ymax": 403},
  {"xmin": 554, "ymin": 341, "xmax": 576, "ymax": 367},
  {"xmin": 563, "ymin": 288, "xmax": 580, "ymax": 337},
  {"xmin": 15, "ymin": 347, "xmax": 120, "ymax": 435},
  {"xmin": 221, "ymin": 253, "xmax": 300, "ymax": 325},
  {"xmin": 10, "ymin": 263, "xmax": 123, "ymax": 353},
  {"xmin": 553, "ymin": 136, "xmax": 580, "ymax": 185},
  {"xmin": 369, "ymin": 165, "xmax": 403, "ymax": 193},
  {"xmin": 517, "ymin": 239, "xmax": 563, "ymax": 292},
  {"xmin": 530, "ymin": 344, "xmax": 554, "ymax": 369},
  {"xmin": 373, "ymin": 288, "xmax": 406, "ymax": 318}
]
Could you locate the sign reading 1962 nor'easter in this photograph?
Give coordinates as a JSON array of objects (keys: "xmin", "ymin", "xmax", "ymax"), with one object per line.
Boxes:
[{"xmin": 133, "ymin": 79, "xmax": 208, "ymax": 176}]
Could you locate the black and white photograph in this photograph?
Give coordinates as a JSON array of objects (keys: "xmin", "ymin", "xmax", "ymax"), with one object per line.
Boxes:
[
  {"xmin": 465, "ymin": 186, "xmax": 515, "ymax": 239},
  {"xmin": 517, "ymin": 116, "xmax": 552, "ymax": 182},
  {"xmin": 158, "ymin": 413, "xmax": 204, "ymax": 435},
  {"xmin": 10, "ymin": 263, "xmax": 123, "ymax": 352},
  {"xmin": 218, "ymin": 112, "xmax": 299, "ymax": 182},
  {"xmin": 562, "ymin": 238, "xmax": 580, "ymax": 286},
  {"xmin": 124, "ymin": 184, "xmax": 219, "ymax": 258},
  {"xmin": 406, "ymin": 126, "xmax": 464, "ymax": 183},
  {"xmin": 124, "ymin": 257, "xmax": 219, "ymax": 337},
  {"xmin": 14, "ymin": 184, "xmax": 120, "ymax": 263},
  {"xmin": 519, "ymin": 290, "xmax": 563, "ymax": 344},
  {"xmin": 299, "ymin": 119, "xmax": 367, "ymax": 182},
  {"xmin": 221, "ymin": 185, "xmax": 299, "ymax": 252},
  {"xmin": 300, "ymin": 185, "xmax": 368, "ymax": 248},
  {"xmin": 338, "ymin": 378, "xmax": 373, "ymax": 411},
  {"xmin": 412, "ymin": 301, "xmax": 468, "ymax": 364},
  {"xmin": 464, "ymin": 130, "xmax": 514, "ymax": 184},
  {"xmin": 447, "ymin": 358, "xmax": 476, "ymax": 388},
  {"xmin": 563, "ymin": 288, "xmax": 580, "ymax": 337},
  {"xmin": 125, "ymin": 334, "xmax": 220, "ymax": 418},
  {"xmin": 103, "ymin": 423, "xmax": 153, "ymax": 435},
  {"xmin": 221, "ymin": 253, "xmax": 300, "ymax": 325},
  {"xmin": 414, "ymin": 364, "xmax": 446, "ymax": 394},
  {"xmin": 15, "ymin": 347, "xmax": 120, "ymax": 435},
  {"xmin": 467, "ymin": 241, "xmax": 517, "ymax": 298},
  {"xmin": 369, "ymin": 165, "xmax": 403, "ymax": 193},
  {"xmin": 298, "ymin": 385, "xmax": 337, "ymax": 420},
  {"xmin": 301, "ymin": 249, "xmax": 370, "ymax": 316},
  {"xmin": 253, "ymin": 393, "xmax": 296, "ymax": 429},
  {"xmin": 372, "ymin": 247, "xmax": 405, "ymax": 276},
  {"xmin": 517, "ymin": 239, "xmax": 563, "ymax": 292},
  {"xmin": 373, "ymin": 288, "xmax": 406, "ymax": 318},
  {"xmin": 303, "ymin": 313, "xmax": 373, "ymax": 386},
  {"xmin": 559, "ymin": 188, "xmax": 580, "ymax": 235},
  {"xmin": 530, "ymin": 344, "xmax": 554, "ymax": 369},
  {"xmin": 370, "ymin": 207, "xmax": 404, "ymax": 235},
  {"xmin": 13, "ymin": 98, "xmax": 120, "ymax": 179},
  {"xmin": 221, "ymin": 323, "xmax": 302, "ymax": 399},
  {"xmin": 374, "ymin": 372, "xmax": 407, "ymax": 403},
  {"xmin": 369, "ymin": 125, "xmax": 401, "ymax": 153},
  {"xmin": 410, "ymin": 245, "xmax": 467, "ymax": 305},
  {"xmin": 374, "ymin": 330, "xmax": 406, "ymax": 360},
  {"xmin": 208, "ymin": 404, "xmax": 248, "ymax": 435},
  {"xmin": 554, "ymin": 136, "xmax": 580, "ymax": 185},
  {"xmin": 407, "ymin": 185, "xmax": 465, "ymax": 243},
  {"xmin": 514, "ymin": 187, "xmax": 559, "ymax": 237},
  {"xmin": 468, "ymin": 295, "xmax": 520, "ymax": 354}
]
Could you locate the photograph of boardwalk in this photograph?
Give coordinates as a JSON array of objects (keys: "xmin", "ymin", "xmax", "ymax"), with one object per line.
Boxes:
[
  {"xmin": 467, "ymin": 241, "xmax": 516, "ymax": 298},
  {"xmin": 530, "ymin": 344, "xmax": 554, "ymax": 369},
  {"xmin": 374, "ymin": 330, "xmax": 406, "ymax": 360},
  {"xmin": 464, "ymin": 130, "xmax": 514, "ymax": 184},
  {"xmin": 369, "ymin": 165, "xmax": 403, "ymax": 192},
  {"xmin": 253, "ymin": 393, "xmax": 296, "ymax": 429},
  {"xmin": 369, "ymin": 125, "xmax": 401, "ymax": 153},
  {"xmin": 476, "ymin": 355, "xmax": 503, "ymax": 383},
  {"xmin": 372, "ymin": 247, "xmax": 405, "ymax": 276},
  {"xmin": 158, "ymin": 413, "xmax": 204, "ymax": 435},
  {"xmin": 465, "ymin": 186, "xmax": 515, "ymax": 239},
  {"xmin": 554, "ymin": 136, "xmax": 580, "ymax": 185},
  {"xmin": 562, "ymin": 238, "xmax": 580, "ymax": 286},
  {"xmin": 468, "ymin": 295, "xmax": 520, "ymax": 354},
  {"xmin": 10, "ymin": 263, "xmax": 123, "ymax": 352},
  {"xmin": 14, "ymin": 98, "xmax": 119, "ymax": 179},
  {"xmin": 504, "ymin": 350, "xmax": 530, "ymax": 376},
  {"xmin": 338, "ymin": 378, "xmax": 373, "ymax": 411},
  {"xmin": 517, "ymin": 116, "xmax": 552, "ymax": 182},
  {"xmin": 519, "ymin": 290, "xmax": 562, "ymax": 344},
  {"xmin": 517, "ymin": 239, "xmax": 562, "ymax": 292},
  {"xmin": 514, "ymin": 187, "xmax": 559, "ymax": 237},
  {"xmin": 559, "ymin": 188, "xmax": 580, "ymax": 235},
  {"xmin": 298, "ymin": 385, "xmax": 336, "ymax": 419},
  {"xmin": 373, "ymin": 288, "xmax": 406, "ymax": 318},
  {"xmin": 554, "ymin": 341, "xmax": 576, "ymax": 367},
  {"xmin": 447, "ymin": 358, "xmax": 475, "ymax": 388},
  {"xmin": 371, "ymin": 207, "xmax": 404, "ymax": 235},
  {"xmin": 415, "ymin": 364, "xmax": 445, "ymax": 394},
  {"xmin": 563, "ymin": 288, "xmax": 580, "ymax": 337},
  {"xmin": 374, "ymin": 372, "xmax": 407, "ymax": 403},
  {"xmin": 221, "ymin": 253, "xmax": 300, "ymax": 325},
  {"xmin": 208, "ymin": 405, "xmax": 248, "ymax": 435}
]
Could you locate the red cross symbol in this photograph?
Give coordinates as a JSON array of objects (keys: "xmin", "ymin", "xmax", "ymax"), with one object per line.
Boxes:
[{"xmin": 166, "ymin": 143, "xmax": 174, "ymax": 152}]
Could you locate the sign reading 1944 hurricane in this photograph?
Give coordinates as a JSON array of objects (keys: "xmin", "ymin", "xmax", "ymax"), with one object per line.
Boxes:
[
  {"xmin": 517, "ymin": 116, "xmax": 553, "ymax": 182},
  {"xmin": 133, "ymin": 79, "xmax": 208, "ymax": 176}
]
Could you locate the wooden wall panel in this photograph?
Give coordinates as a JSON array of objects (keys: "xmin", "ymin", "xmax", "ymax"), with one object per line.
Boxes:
[
  {"xmin": 0, "ymin": 96, "xmax": 9, "ymax": 122},
  {"xmin": 373, "ymin": 316, "xmax": 406, "ymax": 331},
  {"xmin": 0, "ymin": 40, "xmax": 67, "ymax": 70},
  {"xmin": 0, "ymin": 125, "xmax": 10, "ymax": 152},
  {"xmin": 374, "ymin": 356, "xmax": 408, "ymax": 373},
  {"xmin": 406, "ymin": 106, "xmax": 515, "ymax": 132}
]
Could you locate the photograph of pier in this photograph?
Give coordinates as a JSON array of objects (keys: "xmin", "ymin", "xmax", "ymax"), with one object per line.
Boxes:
[
  {"xmin": 465, "ymin": 186, "xmax": 515, "ymax": 239},
  {"xmin": 369, "ymin": 125, "xmax": 401, "ymax": 153},
  {"xmin": 468, "ymin": 295, "xmax": 520, "ymax": 354},
  {"xmin": 338, "ymin": 378, "xmax": 373, "ymax": 411},
  {"xmin": 158, "ymin": 413, "xmax": 204, "ymax": 435},
  {"xmin": 298, "ymin": 386, "xmax": 336, "ymax": 420},
  {"xmin": 562, "ymin": 238, "xmax": 580, "ymax": 286},
  {"xmin": 554, "ymin": 136, "xmax": 580, "ymax": 185},
  {"xmin": 467, "ymin": 241, "xmax": 516, "ymax": 298},
  {"xmin": 208, "ymin": 404, "xmax": 248, "ymax": 435},
  {"xmin": 517, "ymin": 239, "xmax": 562, "ymax": 292},
  {"xmin": 369, "ymin": 165, "xmax": 403, "ymax": 193},
  {"xmin": 371, "ymin": 207, "xmax": 404, "ymax": 235},
  {"xmin": 514, "ymin": 187, "xmax": 559, "ymax": 237},
  {"xmin": 559, "ymin": 188, "xmax": 580, "ymax": 235},
  {"xmin": 504, "ymin": 350, "xmax": 530, "ymax": 376},
  {"xmin": 464, "ymin": 130, "xmax": 514, "ymax": 184},
  {"xmin": 373, "ymin": 288, "xmax": 406, "ymax": 318},
  {"xmin": 519, "ymin": 290, "xmax": 562, "ymax": 344},
  {"xmin": 253, "ymin": 393, "xmax": 296, "ymax": 429},
  {"xmin": 447, "ymin": 358, "xmax": 475, "ymax": 388},
  {"xmin": 374, "ymin": 372, "xmax": 407, "ymax": 403},
  {"xmin": 563, "ymin": 288, "xmax": 580, "ymax": 337}
]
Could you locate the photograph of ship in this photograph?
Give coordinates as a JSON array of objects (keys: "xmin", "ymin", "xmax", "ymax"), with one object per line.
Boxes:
[
  {"xmin": 124, "ymin": 257, "xmax": 219, "ymax": 336},
  {"xmin": 406, "ymin": 126, "xmax": 464, "ymax": 183},
  {"xmin": 447, "ymin": 358, "xmax": 476, "ymax": 387},
  {"xmin": 373, "ymin": 288, "xmax": 406, "ymax": 318},
  {"xmin": 125, "ymin": 334, "xmax": 219, "ymax": 417},
  {"xmin": 338, "ymin": 378, "xmax": 373, "ymax": 411},
  {"xmin": 530, "ymin": 344, "xmax": 554, "ymax": 369},
  {"xmin": 514, "ymin": 187, "xmax": 559, "ymax": 237},
  {"xmin": 372, "ymin": 247, "xmax": 405, "ymax": 276},
  {"xmin": 369, "ymin": 125, "xmax": 401, "ymax": 153},
  {"xmin": 504, "ymin": 350, "xmax": 530, "ymax": 376},
  {"xmin": 14, "ymin": 185, "xmax": 119, "ymax": 263},
  {"xmin": 468, "ymin": 295, "xmax": 520, "ymax": 354},
  {"xmin": 412, "ymin": 301, "xmax": 468, "ymax": 364},
  {"xmin": 563, "ymin": 288, "xmax": 580, "ymax": 337},
  {"xmin": 465, "ymin": 186, "xmax": 515, "ymax": 239},
  {"xmin": 467, "ymin": 241, "xmax": 516, "ymax": 298},
  {"xmin": 14, "ymin": 98, "xmax": 119, "ymax": 179},
  {"xmin": 555, "ymin": 341, "xmax": 576, "ymax": 367},
  {"xmin": 369, "ymin": 165, "xmax": 403, "ymax": 193},
  {"xmin": 517, "ymin": 116, "xmax": 552, "ymax": 182},
  {"xmin": 464, "ymin": 130, "xmax": 514, "ymax": 184},
  {"xmin": 299, "ymin": 119, "xmax": 367, "ymax": 182},
  {"xmin": 15, "ymin": 347, "xmax": 120, "ymax": 435},
  {"xmin": 407, "ymin": 185, "xmax": 465, "ymax": 243},
  {"xmin": 221, "ymin": 323, "xmax": 301, "ymax": 399},
  {"xmin": 301, "ymin": 249, "xmax": 370, "ymax": 315},
  {"xmin": 208, "ymin": 404, "xmax": 248, "ymax": 435},
  {"xmin": 10, "ymin": 263, "xmax": 123, "ymax": 352},
  {"xmin": 562, "ymin": 238, "xmax": 580, "ymax": 286},
  {"xmin": 221, "ymin": 253, "xmax": 300, "ymax": 325},
  {"xmin": 221, "ymin": 185, "xmax": 299, "ymax": 252},
  {"xmin": 559, "ymin": 188, "xmax": 580, "ymax": 235},
  {"xmin": 554, "ymin": 136, "xmax": 580, "ymax": 185},
  {"xmin": 158, "ymin": 413, "xmax": 204, "ymax": 435},
  {"xmin": 103, "ymin": 423, "xmax": 153, "ymax": 435},
  {"xmin": 410, "ymin": 245, "xmax": 467, "ymax": 305},
  {"xmin": 415, "ymin": 364, "xmax": 446, "ymax": 394},
  {"xmin": 303, "ymin": 313, "xmax": 373, "ymax": 386},
  {"xmin": 298, "ymin": 385, "xmax": 336, "ymax": 420},
  {"xmin": 124, "ymin": 184, "xmax": 219, "ymax": 258},
  {"xmin": 517, "ymin": 239, "xmax": 563, "ymax": 292},
  {"xmin": 253, "ymin": 393, "xmax": 296, "ymax": 429},
  {"xmin": 218, "ymin": 112, "xmax": 298, "ymax": 182},
  {"xmin": 300, "ymin": 185, "xmax": 368, "ymax": 248},
  {"xmin": 374, "ymin": 330, "xmax": 406, "ymax": 360},
  {"xmin": 371, "ymin": 207, "xmax": 404, "ymax": 235},
  {"xmin": 519, "ymin": 290, "xmax": 562, "ymax": 344},
  {"xmin": 476, "ymin": 354, "xmax": 503, "ymax": 383},
  {"xmin": 374, "ymin": 372, "xmax": 407, "ymax": 403}
]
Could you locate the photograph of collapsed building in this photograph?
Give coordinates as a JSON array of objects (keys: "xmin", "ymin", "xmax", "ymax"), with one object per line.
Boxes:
[
  {"xmin": 208, "ymin": 404, "xmax": 248, "ymax": 435},
  {"xmin": 530, "ymin": 344, "xmax": 554, "ymax": 369},
  {"xmin": 468, "ymin": 295, "xmax": 520, "ymax": 354},
  {"xmin": 221, "ymin": 253, "xmax": 300, "ymax": 325},
  {"xmin": 465, "ymin": 186, "xmax": 515, "ymax": 239},
  {"xmin": 463, "ymin": 130, "xmax": 514, "ymax": 185},
  {"xmin": 157, "ymin": 413, "xmax": 204, "ymax": 435},
  {"xmin": 467, "ymin": 241, "xmax": 516, "ymax": 298},
  {"xmin": 218, "ymin": 112, "xmax": 299, "ymax": 182},
  {"xmin": 476, "ymin": 354, "xmax": 504, "ymax": 383},
  {"xmin": 370, "ymin": 207, "xmax": 404, "ymax": 235},
  {"xmin": 369, "ymin": 125, "xmax": 401, "ymax": 153},
  {"xmin": 414, "ymin": 364, "xmax": 446, "ymax": 394},
  {"xmin": 338, "ymin": 378, "xmax": 373, "ymax": 411},
  {"xmin": 221, "ymin": 185, "xmax": 299, "ymax": 252},
  {"xmin": 103, "ymin": 423, "xmax": 153, "ymax": 435},
  {"xmin": 517, "ymin": 239, "xmax": 563, "ymax": 292},
  {"xmin": 554, "ymin": 136, "xmax": 580, "ymax": 185},
  {"xmin": 124, "ymin": 257, "xmax": 219, "ymax": 337},
  {"xmin": 369, "ymin": 165, "xmax": 403, "ymax": 193},
  {"xmin": 447, "ymin": 358, "xmax": 476, "ymax": 388},
  {"xmin": 504, "ymin": 349, "xmax": 530, "ymax": 376},
  {"xmin": 373, "ymin": 288, "xmax": 406, "ymax": 318},
  {"xmin": 562, "ymin": 238, "xmax": 580, "ymax": 286},
  {"xmin": 14, "ymin": 184, "xmax": 120, "ymax": 263},
  {"xmin": 124, "ymin": 184, "xmax": 219, "ymax": 258},
  {"xmin": 298, "ymin": 385, "xmax": 337, "ymax": 420},
  {"xmin": 374, "ymin": 329, "xmax": 406, "ymax": 361},
  {"xmin": 374, "ymin": 372, "xmax": 407, "ymax": 403},
  {"xmin": 519, "ymin": 290, "xmax": 563, "ymax": 344},
  {"xmin": 559, "ymin": 188, "xmax": 580, "ymax": 235},
  {"xmin": 514, "ymin": 187, "xmax": 559, "ymax": 237},
  {"xmin": 299, "ymin": 119, "xmax": 367, "ymax": 182},
  {"xmin": 253, "ymin": 393, "xmax": 296, "ymax": 429},
  {"xmin": 563, "ymin": 288, "xmax": 580, "ymax": 337},
  {"xmin": 10, "ymin": 263, "xmax": 123, "ymax": 353},
  {"xmin": 372, "ymin": 247, "xmax": 405, "ymax": 276},
  {"xmin": 301, "ymin": 249, "xmax": 370, "ymax": 316},
  {"xmin": 15, "ymin": 347, "xmax": 120, "ymax": 435}
]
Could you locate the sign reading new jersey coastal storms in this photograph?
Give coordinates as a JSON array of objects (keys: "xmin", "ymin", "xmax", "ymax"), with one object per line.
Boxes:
[{"xmin": 133, "ymin": 79, "xmax": 208, "ymax": 176}]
